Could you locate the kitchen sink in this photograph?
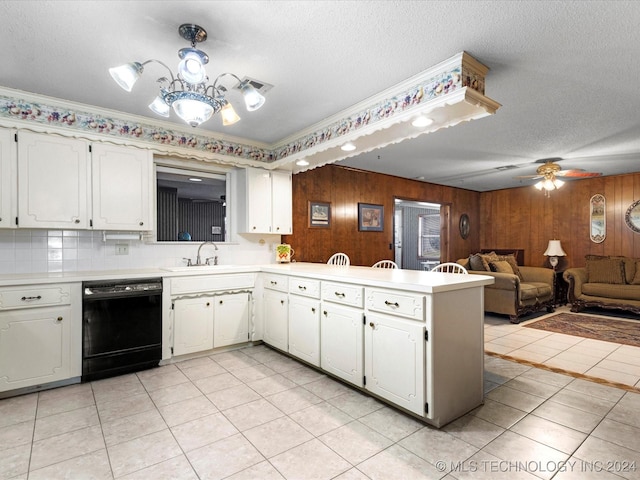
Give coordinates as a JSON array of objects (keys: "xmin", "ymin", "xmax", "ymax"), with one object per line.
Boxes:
[{"xmin": 162, "ymin": 265, "xmax": 248, "ymax": 273}]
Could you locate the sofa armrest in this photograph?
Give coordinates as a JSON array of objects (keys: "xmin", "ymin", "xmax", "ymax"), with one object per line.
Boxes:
[
  {"xmin": 519, "ymin": 266, "xmax": 555, "ymax": 285},
  {"xmin": 564, "ymin": 267, "xmax": 587, "ymax": 300},
  {"xmin": 468, "ymin": 270, "xmax": 519, "ymax": 290}
]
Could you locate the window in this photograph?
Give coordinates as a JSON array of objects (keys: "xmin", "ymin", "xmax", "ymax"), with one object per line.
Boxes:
[
  {"xmin": 418, "ymin": 211, "xmax": 441, "ymax": 259},
  {"xmin": 155, "ymin": 165, "xmax": 229, "ymax": 242}
]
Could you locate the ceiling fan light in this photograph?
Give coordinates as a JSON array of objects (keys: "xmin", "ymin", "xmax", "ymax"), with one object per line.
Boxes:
[
  {"xmin": 553, "ymin": 178, "xmax": 565, "ymax": 189},
  {"xmin": 178, "ymin": 49, "xmax": 207, "ymax": 84},
  {"xmin": 534, "ymin": 181, "xmax": 544, "ymax": 190},
  {"xmin": 220, "ymin": 102, "xmax": 241, "ymax": 126},
  {"xmin": 172, "ymin": 97, "xmax": 214, "ymax": 127},
  {"xmin": 240, "ymin": 82, "xmax": 266, "ymax": 111},
  {"xmin": 148, "ymin": 95, "xmax": 171, "ymax": 117},
  {"xmin": 542, "ymin": 178, "xmax": 556, "ymax": 191},
  {"xmin": 109, "ymin": 62, "xmax": 144, "ymax": 92}
]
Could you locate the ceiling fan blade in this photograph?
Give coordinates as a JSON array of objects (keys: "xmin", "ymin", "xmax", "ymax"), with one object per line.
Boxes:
[
  {"xmin": 514, "ymin": 174, "xmax": 543, "ymax": 179},
  {"xmin": 556, "ymin": 170, "xmax": 602, "ymax": 178}
]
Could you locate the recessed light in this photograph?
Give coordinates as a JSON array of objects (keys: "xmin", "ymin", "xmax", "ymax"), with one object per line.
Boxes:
[
  {"xmin": 411, "ymin": 116, "xmax": 433, "ymax": 128},
  {"xmin": 341, "ymin": 142, "xmax": 356, "ymax": 152},
  {"xmin": 189, "ymin": 177, "xmax": 203, "ymax": 182},
  {"xmin": 296, "ymin": 159, "xmax": 310, "ymax": 166}
]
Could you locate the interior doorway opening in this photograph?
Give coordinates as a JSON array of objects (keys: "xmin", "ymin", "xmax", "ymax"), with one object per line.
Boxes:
[{"xmin": 394, "ymin": 199, "xmax": 450, "ymax": 270}]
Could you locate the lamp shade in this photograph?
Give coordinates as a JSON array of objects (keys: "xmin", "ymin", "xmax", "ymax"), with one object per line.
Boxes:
[
  {"xmin": 220, "ymin": 102, "xmax": 241, "ymax": 126},
  {"xmin": 240, "ymin": 83, "xmax": 265, "ymax": 111},
  {"xmin": 109, "ymin": 62, "xmax": 144, "ymax": 92},
  {"xmin": 543, "ymin": 240, "xmax": 566, "ymax": 257}
]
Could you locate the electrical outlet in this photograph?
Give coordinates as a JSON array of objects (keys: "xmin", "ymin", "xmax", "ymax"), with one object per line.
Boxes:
[{"xmin": 115, "ymin": 244, "xmax": 129, "ymax": 255}]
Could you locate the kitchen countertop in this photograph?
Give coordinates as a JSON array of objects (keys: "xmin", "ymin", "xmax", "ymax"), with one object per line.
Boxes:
[{"xmin": 0, "ymin": 262, "xmax": 494, "ymax": 292}]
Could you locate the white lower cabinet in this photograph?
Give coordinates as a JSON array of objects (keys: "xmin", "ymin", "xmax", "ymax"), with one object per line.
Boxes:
[
  {"xmin": 263, "ymin": 276, "xmax": 289, "ymax": 352},
  {"xmin": 364, "ymin": 312, "xmax": 425, "ymax": 416},
  {"xmin": 172, "ymin": 297, "xmax": 214, "ymax": 356},
  {"xmin": 320, "ymin": 303, "xmax": 363, "ymax": 387},
  {"xmin": 214, "ymin": 293, "xmax": 250, "ymax": 348},
  {"xmin": 0, "ymin": 283, "xmax": 81, "ymax": 393},
  {"xmin": 288, "ymin": 295, "xmax": 320, "ymax": 367}
]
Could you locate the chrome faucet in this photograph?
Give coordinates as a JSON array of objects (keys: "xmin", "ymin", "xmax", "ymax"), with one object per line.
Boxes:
[{"xmin": 196, "ymin": 241, "xmax": 218, "ymax": 266}]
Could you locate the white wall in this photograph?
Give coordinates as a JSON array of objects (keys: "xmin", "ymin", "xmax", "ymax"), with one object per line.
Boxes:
[{"xmin": 0, "ymin": 229, "xmax": 277, "ymax": 274}]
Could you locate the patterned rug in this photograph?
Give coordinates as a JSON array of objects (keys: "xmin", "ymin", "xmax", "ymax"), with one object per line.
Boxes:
[{"xmin": 524, "ymin": 312, "xmax": 640, "ymax": 348}]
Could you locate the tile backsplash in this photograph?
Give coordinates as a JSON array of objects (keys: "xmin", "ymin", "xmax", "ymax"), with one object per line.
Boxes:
[{"xmin": 0, "ymin": 229, "xmax": 273, "ymax": 275}]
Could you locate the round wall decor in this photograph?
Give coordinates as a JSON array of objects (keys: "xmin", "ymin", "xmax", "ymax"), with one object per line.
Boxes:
[
  {"xmin": 625, "ymin": 199, "xmax": 640, "ymax": 233},
  {"xmin": 459, "ymin": 213, "xmax": 470, "ymax": 239}
]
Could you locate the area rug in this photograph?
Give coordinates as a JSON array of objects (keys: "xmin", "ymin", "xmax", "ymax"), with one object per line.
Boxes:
[{"xmin": 524, "ymin": 312, "xmax": 640, "ymax": 348}]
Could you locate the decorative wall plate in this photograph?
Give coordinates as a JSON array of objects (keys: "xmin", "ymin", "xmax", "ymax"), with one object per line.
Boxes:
[
  {"xmin": 625, "ymin": 199, "xmax": 640, "ymax": 233},
  {"xmin": 459, "ymin": 213, "xmax": 470, "ymax": 239}
]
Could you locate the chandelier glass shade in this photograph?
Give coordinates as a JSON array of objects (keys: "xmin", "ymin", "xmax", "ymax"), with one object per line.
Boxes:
[
  {"xmin": 534, "ymin": 175, "xmax": 565, "ymax": 193},
  {"xmin": 109, "ymin": 24, "xmax": 266, "ymax": 128}
]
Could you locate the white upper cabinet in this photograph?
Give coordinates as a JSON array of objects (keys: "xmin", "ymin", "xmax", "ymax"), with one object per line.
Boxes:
[
  {"xmin": 237, "ymin": 167, "xmax": 292, "ymax": 234},
  {"xmin": 0, "ymin": 128, "xmax": 16, "ymax": 228},
  {"xmin": 17, "ymin": 131, "xmax": 91, "ymax": 229},
  {"xmin": 91, "ymin": 143, "xmax": 152, "ymax": 231},
  {"xmin": 271, "ymin": 170, "xmax": 293, "ymax": 235}
]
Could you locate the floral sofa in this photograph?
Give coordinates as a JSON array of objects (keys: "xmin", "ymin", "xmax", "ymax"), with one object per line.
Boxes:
[
  {"xmin": 564, "ymin": 255, "xmax": 640, "ymax": 315},
  {"xmin": 457, "ymin": 250, "xmax": 555, "ymax": 323}
]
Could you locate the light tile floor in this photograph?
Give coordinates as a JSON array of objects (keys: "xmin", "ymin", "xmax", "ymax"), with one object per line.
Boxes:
[
  {"xmin": 1, "ymin": 315, "xmax": 640, "ymax": 479},
  {"xmin": 485, "ymin": 305, "xmax": 640, "ymax": 389}
]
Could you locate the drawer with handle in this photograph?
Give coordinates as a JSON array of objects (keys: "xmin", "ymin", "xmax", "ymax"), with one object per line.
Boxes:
[
  {"xmin": 0, "ymin": 284, "xmax": 72, "ymax": 310},
  {"xmin": 288, "ymin": 277, "xmax": 321, "ymax": 299},
  {"xmin": 263, "ymin": 274, "xmax": 289, "ymax": 293},
  {"xmin": 365, "ymin": 288, "xmax": 425, "ymax": 320},
  {"xmin": 321, "ymin": 281, "xmax": 364, "ymax": 308}
]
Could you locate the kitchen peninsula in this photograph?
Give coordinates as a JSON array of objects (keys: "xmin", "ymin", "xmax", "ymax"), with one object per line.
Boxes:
[{"xmin": 1, "ymin": 263, "xmax": 493, "ymax": 427}]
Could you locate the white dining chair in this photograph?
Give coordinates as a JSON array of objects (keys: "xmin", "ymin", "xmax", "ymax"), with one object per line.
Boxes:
[
  {"xmin": 372, "ymin": 260, "xmax": 398, "ymax": 269},
  {"xmin": 327, "ymin": 253, "xmax": 350, "ymax": 266},
  {"xmin": 430, "ymin": 262, "xmax": 468, "ymax": 274}
]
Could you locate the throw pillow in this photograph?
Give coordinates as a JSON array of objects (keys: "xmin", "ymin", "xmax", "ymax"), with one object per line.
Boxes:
[
  {"xmin": 586, "ymin": 257, "xmax": 625, "ymax": 284},
  {"xmin": 469, "ymin": 254, "xmax": 486, "ymax": 271},
  {"xmin": 489, "ymin": 260, "xmax": 514, "ymax": 274},
  {"xmin": 497, "ymin": 253, "xmax": 523, "ymax": 280},
  {"xmin": 632, "ymin": 261, "xmax": 640, "ymax": 285},
  {"xmin": 586, "ymin": 254, "xmax": 636, "ymax": 284},
  {"xmin": 479, "ymin": 251, "xmax": 499, "ymax": 271}
]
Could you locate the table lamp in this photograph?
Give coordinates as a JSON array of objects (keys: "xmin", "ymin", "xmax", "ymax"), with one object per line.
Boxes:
[{"xmin": 544, "ymin": 240, "xmax": 566, "ymax": 270}]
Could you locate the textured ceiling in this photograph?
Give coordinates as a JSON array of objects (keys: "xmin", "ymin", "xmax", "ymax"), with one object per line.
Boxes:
[{"xmin": 2, "ymin": 0, "xmax": 640, "ymax": 191}]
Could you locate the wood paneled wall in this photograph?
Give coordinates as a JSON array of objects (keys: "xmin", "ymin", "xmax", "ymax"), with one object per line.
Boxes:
[
  {"xmin": 282, "ymin": 165, "xmax": 481, "ymax": 266},
  {"xmin": 284, "ymin": 165, "xmax": 640, "ymax": 269},
  {"xmin": 480, "ymin": 172, "xmax": 640, "ymax": 267}
]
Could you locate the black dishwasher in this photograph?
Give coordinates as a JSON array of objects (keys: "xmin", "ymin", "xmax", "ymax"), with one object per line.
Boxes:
[{"xmin": 82, "ymin": 278, "xmax": 163, "ymax": 382}]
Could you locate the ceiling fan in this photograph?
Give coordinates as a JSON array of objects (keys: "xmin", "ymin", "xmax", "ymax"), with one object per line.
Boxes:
[{"xmin": 515, "ymin": 158, "xmax": 602, "ymax": 195}]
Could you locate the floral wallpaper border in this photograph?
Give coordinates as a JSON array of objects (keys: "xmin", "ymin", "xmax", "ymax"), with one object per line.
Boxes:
[{"xmin": 0, "ymin": 57, "xmax": 485, "ymax": 164}]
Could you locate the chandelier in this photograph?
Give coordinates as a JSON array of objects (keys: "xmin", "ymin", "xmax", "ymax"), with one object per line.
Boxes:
[{"xmin": 109, "ymin": 23, "xmax": 266, "ymax": 127}]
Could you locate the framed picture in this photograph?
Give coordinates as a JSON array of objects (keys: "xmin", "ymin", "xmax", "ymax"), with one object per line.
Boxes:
[
  {"xmin": 358, "ymin": 203, "xmax": 384, "ymax": 231},
  {"xmin": 309, "ymin": 201, "xmax": 331, "ymax": 228}
]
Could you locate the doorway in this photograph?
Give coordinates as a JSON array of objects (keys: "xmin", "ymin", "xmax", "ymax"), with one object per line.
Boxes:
[{"xmin": 394, "ymin": 199, "xmax": 450, "ymax": 270}]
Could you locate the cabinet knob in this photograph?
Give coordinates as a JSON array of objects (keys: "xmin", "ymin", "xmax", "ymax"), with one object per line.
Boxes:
[
  {"xmin": 280, "ymin": 300, "xmax": 285, "ymax": 305},
  {"xmin": 57, "ymin": 316, "xmax": 63, "ymax": 322},
  {"xmin": 139, "ymin": 221, "xmax": 144, "ymax": 226},
  {"xmin": 311, "ymin": 307, "xmax": 316, "ymax": 313},
  {"xmin": 219, "ymin": 300, "xmax": 223, "ymax": 305},
  {"xmin": 323, "ymin": 310, "xmax": 328, "ymax": 316},
  {"xmin": 206, "ymin": 302, "xmax": 210, "ymax": 306},
  {"xmin": 276, "ymin": 226, "xmax": 280, "ymax": 231},
  {"xmin": 252, "ymin": 226, "xmax": 256, "ymax": 230},
  {"xmin": 74, "ymin": 219, "xmax": 80, "ymax": 224},
  {"xmin": 369, "ymin": 322, "xmax": 375, "ymax": 328}
]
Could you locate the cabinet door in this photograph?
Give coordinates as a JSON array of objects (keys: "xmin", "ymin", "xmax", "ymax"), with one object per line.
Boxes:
[
  {"xmin": 321, "ymin": 303, "xmax": 363, "ymax": 387},
  {"xmin": 271, "ymin": 170, "xmax": 292, "ymax": 235},
  {"xmin": 0, "ymin": 306, "xmax": 71, "ymax": 392},
  {"xmin": 213, "ymin": 293, "xmax": 250, "ymax": 348},
  {"xmin": 91, "ymin": 143, "xmax": 152, "ymax": 231},
  {"xmin": 17, "ymin": 131, "xmax": 90, "ymax": 229},
  {"xmin": 173, "ymin": 297, "xmax": 214, "ymax": 356},
  {"xmin": 364, "ymin": 313, "xmax": 425, "ymax": 416},
  {"xmin": 288, "ymin": 295, "xmax": 320, "ymax": 366},
  {"xmin": 0, "ymin": 128, "xmax": 16, "ymax": 229},
  {"xmin": 245, "ymin": 168, "xmax": 272, "ymax": 233},
  {"xmin": 263, "ymin": 289, "xmax": 288, "ymax": 351}
]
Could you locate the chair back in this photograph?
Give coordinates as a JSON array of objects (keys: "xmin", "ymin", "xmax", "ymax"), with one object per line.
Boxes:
[
  {"xmin": 327, "ymin": 253, "xmax": 350, "ymax": 266},
  {"xmin": 372, "ymin": 260, "xmax": 398, "ymax": 269},
  {"xmin": 431, "ymin": 262, "xmax": 468, "ymax": 274}
]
